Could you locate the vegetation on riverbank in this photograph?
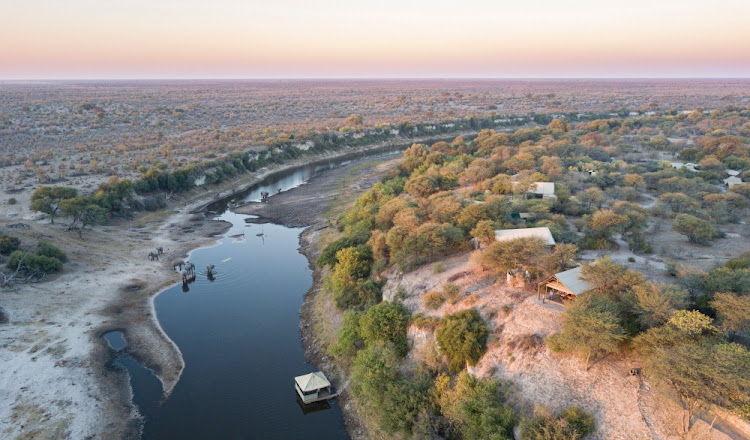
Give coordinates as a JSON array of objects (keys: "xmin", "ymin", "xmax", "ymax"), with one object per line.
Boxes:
[{"xmin": 312, "ymin": 109, "xmax": 750, "ymax": 438}]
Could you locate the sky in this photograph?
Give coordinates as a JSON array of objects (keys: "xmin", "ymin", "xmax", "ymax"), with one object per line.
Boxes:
[{"xmin": 1, "ymin": 0, "xmax": 749, "ymax": 79}]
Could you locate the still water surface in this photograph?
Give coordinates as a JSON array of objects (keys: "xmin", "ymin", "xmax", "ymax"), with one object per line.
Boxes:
[{"xmin": 115, "ymin": 148, "xmax": 405, "ymax": 439}]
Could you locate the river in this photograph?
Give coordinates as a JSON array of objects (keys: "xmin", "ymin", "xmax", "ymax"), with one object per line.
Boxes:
[{"xmin": 108, "ymin": 147, "xmax": 406, "ymax": 439}]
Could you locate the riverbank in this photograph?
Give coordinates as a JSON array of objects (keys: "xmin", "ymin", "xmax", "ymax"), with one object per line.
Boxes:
[
  {"xmin": 232, "ymin": 154, "xmax": 401, "ymax": 438},
  {"xmin": 0, "ymin": 137, "xmax": 420, "ymax": 439}
]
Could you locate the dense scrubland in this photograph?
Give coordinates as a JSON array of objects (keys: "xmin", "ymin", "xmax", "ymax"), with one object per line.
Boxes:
[
  {"xmin": 314, "ymin": 108, "xmax": 750, "ymax": 439},
  {"xmin": 1, "ymin": 80, "xmax": 750, "ymax": 439},
  {"xmin": 1, "ymin": 79, "xmax": 748, "ymax": 191}
]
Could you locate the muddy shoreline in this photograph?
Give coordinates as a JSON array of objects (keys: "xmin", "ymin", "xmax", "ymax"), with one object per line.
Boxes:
[{"xmin": 100, "ymin": 142, "xmax": 412, "ymax": 438}]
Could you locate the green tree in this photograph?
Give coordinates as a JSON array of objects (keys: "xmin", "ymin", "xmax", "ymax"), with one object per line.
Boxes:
[
  {"xmin": 436, "ymin": 309, "xmax": 488, "ymax": 372},
  {"xmin": 470, "ymin": 220, "xmax": 495, "ymax": 248},
  {"xmin": 547, "ymin": 294, "xmax": 626, "ymax": 370},
  {"xmin": 710, "ymin": 292, "xmax": 750, "ymax": 339},
  {"xmin": 478, "ymin": 237, "xmax": 547, "ymax": 275},
  {"xmin": 30, "ymin": 186, "xmax": 77, "ymax": 224},
  {"xmin": 547, "ymin": 118, "xmax": 571, "ymax": 133},
  {"xmin": 581, "ymin": 256, "xmax": 644, "ymax": 301},
  {"xmin": 584, "ymin": 209, "xmax": 627, "ymax": 244},
  {"xmin": 345, "ymin": 113, "xmax": 364, "ymax": 127},
  {"xmin": 634, "ymin": 311, "xmax": 750, "ymax": 433},
  {"xmin": 672, "ymin": 213, "xmax": 717, "ymax": 244},
  {"xmin": 59, "ymin": 196, "xmax": 109, "ymax": 239},
  {"xmin": 631, "ymin": 282, "xmax": 687, "ymax": 329},
  {"xmin": 358, "ymin": 301, "xmax": 410, "ymax": 357},
  {"xmin": 434, "ymin": 372, "xmax": 516, "ymax": 440}
]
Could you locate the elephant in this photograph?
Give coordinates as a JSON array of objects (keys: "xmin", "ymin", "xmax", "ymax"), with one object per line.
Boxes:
[
  {"xmin": 172, "ymin": 259, "xmax": 185, "ymax": 271},
  {"xmin": 148, "ymin": 252, "xmax": 159, "ymax": 261},
  {"xmin": 184, "ymin": 262, "xmax": 195, "ymax": 275},
  {"xmin": 206, "ymin": 264, "xmax": 215, "ymax": 280},
  {"xmin": 181, "ymin": 270, "xmax": 195, "ymax": 284},
  {"xmin": 157, "ymin": 246, "xmax": 164, "ymax": 255}
]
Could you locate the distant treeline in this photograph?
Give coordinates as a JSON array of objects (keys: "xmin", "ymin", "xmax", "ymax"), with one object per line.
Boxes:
[
  {"xmin": 129, "ymin": 111, "xmax": 616, "ymax": 195},
  {"xmin": 31, "ymin": 111, "xmax": 617, "ymax": 224}
]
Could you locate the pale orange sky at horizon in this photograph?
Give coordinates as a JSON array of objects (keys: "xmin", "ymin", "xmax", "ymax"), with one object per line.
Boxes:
[{"xmin": 1, "ymin": 0, "xmax": 749, "ymax": 79}]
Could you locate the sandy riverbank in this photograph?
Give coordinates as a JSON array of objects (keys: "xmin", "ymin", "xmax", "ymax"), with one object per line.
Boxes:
[{"xmin": 0, "ymin": 141, "xmax": 411, "ymax": 439}]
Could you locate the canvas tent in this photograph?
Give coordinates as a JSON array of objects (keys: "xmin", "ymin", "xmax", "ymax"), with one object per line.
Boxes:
[
  {"xmin": 538, "ymin": 266, "xmax": 592, "ymax": 303},
  {"xmin": 494, "ymin": 227, "xmax": 556, "ymax": 247}
]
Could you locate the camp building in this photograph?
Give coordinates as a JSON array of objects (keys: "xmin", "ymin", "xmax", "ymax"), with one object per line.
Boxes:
[
  {"xmin": 294, "ymin": 371, "xmax": 337, "ymax": 404},
  {"xmin": 537, "ymin": 266, "xmax": 592, "ymax": 304},
  {"xmin": 494, "ymin": 227, "xmax": 556, "ymax": 247}
]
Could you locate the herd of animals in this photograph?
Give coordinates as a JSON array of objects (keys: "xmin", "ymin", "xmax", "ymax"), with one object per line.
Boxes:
[
  {"xmin": 146, "ymin": 186, "xmax": 282, "ymax": 287},
  {"xmin": 147, "ymin": 246, "xmax": 215, "ymax": 285}
]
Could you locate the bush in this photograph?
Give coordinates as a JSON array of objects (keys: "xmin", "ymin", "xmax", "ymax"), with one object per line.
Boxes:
[
  {"xmin": 520, "ymin": 405, "xmax": 595, "ymax": 440},
  {"xmin": 436, "ymin": 309, "xmax": 489, "ymax": 372},
  {"xmin": 36, "ymin": 240, "xmax": 68, "ymax": 263},
  {"xmin": 8, "ymin": 198, "xmax": 17, "ymax": 205},
  {"xmin": 359, "ymin": 301, "xmax": 411, "ymax": 357},
  {"xmin": 7, "ymin": 251, "xmax": 63, "ymax": 274},
  {"xmin": 442, "ymin": 282, "xmax": 462, "ymax": 304},
  {"xmin": 317, "ymin": 234, "xmax": 369, "ymax": 268},
  {"xmin": 0, "ymin": 234, "xmax": 20, "ymax": 255},
  {"xmin": 423, "ymin": 291, "xmax": 445, "ymax": 310},
  {"xmin": 432, "ymin": 263, "xmax": 446, "ymax": 273},
  {"xmin": 435, "ymin": 372, "xmax": 517, "ymax": 440}
]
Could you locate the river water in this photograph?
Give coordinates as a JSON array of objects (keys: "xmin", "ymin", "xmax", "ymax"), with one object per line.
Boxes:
[{"xmin": 110, "ymin": 147, "xmax": 405, "ymax": 439}]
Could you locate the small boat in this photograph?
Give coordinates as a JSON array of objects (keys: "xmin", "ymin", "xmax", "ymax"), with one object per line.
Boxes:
[{"xmin": 294, "ymin": 371, "xmax": 339, "ymax": 404}]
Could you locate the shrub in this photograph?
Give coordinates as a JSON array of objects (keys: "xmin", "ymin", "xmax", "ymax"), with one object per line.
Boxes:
[
  {"xmin": 411, "ymin": 313, "xmax": 440, "ymax": 330},
  {"xmin": 331, "ymin": 311, "xmax": 363, "ymax": 359},
  {"xmin": 7, "ymin": 251, "xmax": 63, "ymax": 274},
  {"xmin": 317, "ymin": 234, "xmax": 369, "ymax": 268},
  {"xmin": 434, "ymin": 372, "xmax": 517, "ymax": 440},
  {"xmin": 442, "ymin": 282, "xmax": 462, "ymax": 304},
  {"xmin": 423, "ymin": 291, "xmax": 445, "ymax": 310},
  {"xmin": 436, "ymin": 309, "xmax": 488, "ymax": 372},
  {"xmin": 359, "ymin": 301, "xmax": 411, "ymax": 357},
  {"xmin": 432, "ymin": 263, "xmax": 446, "ymax": 273},
  {"xmin": 520, "ymin": 405, "xmax": 595, "ymax": 440},
  {"xmin": 36, "ymin": 240, "xmax": 68, "ymax": 263},
  {"xmin": 672, "ymin": 213, "xmax": 717, "ymax": 244},
  {"xmin": 8, "ymin": 198, "xmax": 17, "ymax": 205},
  {"xmin": 0, "ymin": 234, "xmax": 21, "ymax": 255}
]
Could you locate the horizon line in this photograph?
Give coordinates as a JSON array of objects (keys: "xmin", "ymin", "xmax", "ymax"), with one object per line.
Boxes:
[{"xmin": 1, "ymin": 76, "xmax": 750, "ymax": 82}]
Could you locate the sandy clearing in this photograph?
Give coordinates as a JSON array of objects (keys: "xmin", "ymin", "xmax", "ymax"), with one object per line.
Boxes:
[{"xmin": 383, "ymin": 251, "xmax": 750, "ymax": 440}]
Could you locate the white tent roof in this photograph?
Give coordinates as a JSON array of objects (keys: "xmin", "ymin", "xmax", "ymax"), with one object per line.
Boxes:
[
  {"xmin": 294, "ymin": 371, "xmax": 330, "ymax": 392},
  {"xmin": 494, "ymin": 227, "xmax": 556, "ymax": 246},
  {"xmin": 511, "ymin": 181, "xmax": 556, "ymax": 196},
  {"xmin": 530, "ymin": 182, "xmax": 555, "ymax": 196},
  {"xmin": 724, "ymin": 176, "xmax": 743, "ymax": 187},
  {"xmin": 553, "ymin": 266, "xmax": 592, "ymax": 296}
]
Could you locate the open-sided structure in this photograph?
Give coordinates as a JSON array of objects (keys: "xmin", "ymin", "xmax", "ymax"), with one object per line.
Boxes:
[
  {"xmin": 294, "ymin": 371, "xmax": 338, "ymax": 404},
  {"xmin": 537, "ymin": 266, "xmax": 592, "ymax": 304}
]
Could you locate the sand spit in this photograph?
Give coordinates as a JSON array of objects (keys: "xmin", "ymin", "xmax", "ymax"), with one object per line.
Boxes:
[{"xmin": 0, "ymin": 142, "xmax": 420, "ymax": 440}]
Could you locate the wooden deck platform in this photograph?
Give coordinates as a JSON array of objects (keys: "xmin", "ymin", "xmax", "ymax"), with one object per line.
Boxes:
[{"xmin": 299, "ymin": 388, "xmax": 339, "ymax": 404}]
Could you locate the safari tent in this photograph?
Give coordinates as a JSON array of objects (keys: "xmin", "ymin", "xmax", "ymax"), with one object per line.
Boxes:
[
  {"xmin": 494, "ymin": 227, "xmax": 556, "ymax": 247},
  {"xmin": 537, "ymin": 266, "xmax": 592, "ymax": 304}
]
